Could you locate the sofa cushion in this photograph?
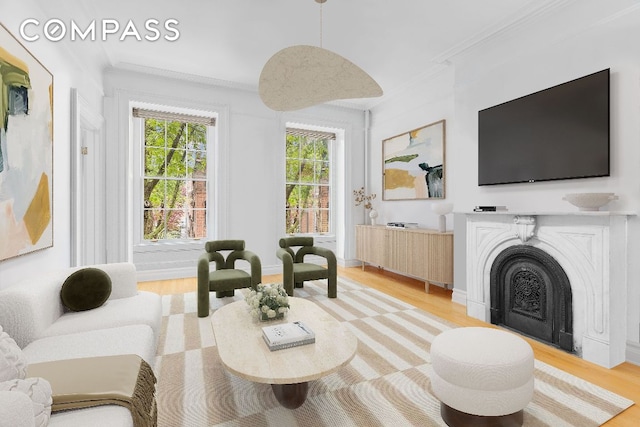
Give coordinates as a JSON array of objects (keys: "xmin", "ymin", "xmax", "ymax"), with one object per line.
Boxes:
[
  {"xmin": 43, "ymin": 291, "xmax": 162, "ymax": 343},
  {"xmin": 60, "ymin": 268, "xmax": 112, "ymax": 312},
  {"xmin": 0, "ymin": 325, "xmax": 27, "ymax": 382},
  {"xmin": 0, "ymin": 377, "xmax": 52, "ymax": 427},
  {"xmin": 23, "ymin": 324, "xmax": 157, "ymax": 367},
  {"xmin": 47, "ymin": 404, "xmax": 134, "ymax": 427}
]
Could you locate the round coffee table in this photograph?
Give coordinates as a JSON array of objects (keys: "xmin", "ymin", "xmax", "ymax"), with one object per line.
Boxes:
[{"xmin": 211, "ymin": 297, "xmax": 357, "ymax": 408}]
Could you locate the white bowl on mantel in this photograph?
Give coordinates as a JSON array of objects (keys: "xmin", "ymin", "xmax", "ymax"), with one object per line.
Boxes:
[{"xmin": 562, "ymin": 193, "xmax": 618, "ymax": 211}]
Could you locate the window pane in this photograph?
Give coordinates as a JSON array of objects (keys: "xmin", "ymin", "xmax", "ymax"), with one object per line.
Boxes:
[
  {"xmin": 191, "ymin": 209, "xmax": 207, "ymax": 239},
  {"xmin": 314, "ymin": 139, "xmax": 328, "ymax": 160},
  {"xmin": 316, "ymin": 161, "xmax": 329, "ymax": 183},
  {"xmin": 284, "ymin": 131, "xmax": 332, "ymax": 235},
  {"xmin": 145, "ymin": 179, "xmax": 164, "ymax": 208},
  {"xmin": 144, "ymin": 148, "xmax": 165, "ymax": 177},
  {"xmin": 286, "ymin": 135, "xmax": 300, "ymax": 159},
  {"xmin": 140, "ymin": 113, "xmax": 211, "ymax": 242},
  {"xmin": 167, "ymin": 122, "xmax": 187, "ymax": 150},
  {"xmin": 318, "ymin": 209, "xmax": 329, "ymax": 233},
  {"xmin": 299, "ymin": 160, "xmax": 314, "ymax": 183},
  {"xmin": 298, "ymin": 185, "xmax": 314, "ymax": 208},
  {"xmin": 164, "ymin": 209, "xmax": 184, "ymax": 238},
  {"xmin": 318, "ymin": 185, "xmax": 330, "ymax": 208},
  {"xmin": 165, "ymin": 148, "xmax": 186, "ymax": 178},
  {"xmin": 286, "ymin": 159, "xmax": 300, "ymax": 182},
  {"xmin": 285, "ymin": 208, "xmax": 300, "ymax": 234},
  {"xmin": 144, "ymin": 119, "xmax": 165, "ymax": 147}
]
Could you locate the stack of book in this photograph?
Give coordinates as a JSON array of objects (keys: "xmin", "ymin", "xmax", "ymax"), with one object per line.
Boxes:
[{"xmin": 262, "ymin": 321, "xmax": 316, "ymax": 351}]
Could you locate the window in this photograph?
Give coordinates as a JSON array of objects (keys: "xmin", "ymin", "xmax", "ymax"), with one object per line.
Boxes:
[
  {"xmin": 133, "ymin": 108, "xmax": 215, "ymax": 241},
  {"xmin": 285, "ymin": 127, "xmax": 335, "ymax": 235}
]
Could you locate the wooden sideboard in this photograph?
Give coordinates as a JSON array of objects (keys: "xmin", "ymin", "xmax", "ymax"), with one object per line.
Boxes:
[{"xmin": 355, "ymin": 225, "xmax": 453, "ymax": 291}]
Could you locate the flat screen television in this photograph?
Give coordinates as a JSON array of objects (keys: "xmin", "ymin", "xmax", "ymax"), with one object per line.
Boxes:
[{"xmin": 478, "ymin": 69, "xmax": 610, "ymax": 186}]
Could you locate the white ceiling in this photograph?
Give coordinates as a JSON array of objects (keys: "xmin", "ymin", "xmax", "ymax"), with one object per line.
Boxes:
[{"xmin": 32, "ymin": 0, "xmax": 608, "ymax": 108}]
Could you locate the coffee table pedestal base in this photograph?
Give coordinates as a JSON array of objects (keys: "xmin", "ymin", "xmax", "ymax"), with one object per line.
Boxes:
[{"xmin": 271, "ymin": 382, "xmax": 309, "ymax": 409}]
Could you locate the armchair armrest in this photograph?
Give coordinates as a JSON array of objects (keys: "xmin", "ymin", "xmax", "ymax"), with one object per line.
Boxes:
[
  {"xmin": 298, "ymin": 246, "xmax": 337, "ymax": 279},
  {"xmin": 227, "ymin": 250, "xmax": 262, "ymax": 287}
]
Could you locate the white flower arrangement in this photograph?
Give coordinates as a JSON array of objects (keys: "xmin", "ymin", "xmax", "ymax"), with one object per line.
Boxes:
[{"xmin": 245, "ymin": 283, "xmax": 290, "ymax": 320}]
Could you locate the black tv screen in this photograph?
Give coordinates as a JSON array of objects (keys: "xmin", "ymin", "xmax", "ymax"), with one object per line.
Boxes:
[{"xmin": 478, "ymin": 69, "xmax": 610, "ymax": 186}]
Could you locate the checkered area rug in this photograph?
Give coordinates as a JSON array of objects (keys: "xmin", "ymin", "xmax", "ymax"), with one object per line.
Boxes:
[{"xmin": 154, "ymin": 277, "xmax": 633, "ymax": 426}]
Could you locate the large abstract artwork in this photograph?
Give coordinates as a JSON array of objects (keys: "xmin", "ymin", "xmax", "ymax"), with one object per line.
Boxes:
[
  {"xmin": 0, "ymin": 24, "xmax": 53, "ymax": 261},
  {"xmin": 383, "ymin": 120, "xmax": 446, "ymax": 200}
]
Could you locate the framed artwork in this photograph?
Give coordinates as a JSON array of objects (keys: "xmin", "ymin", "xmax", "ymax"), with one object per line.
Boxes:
[
  {"xmin": 0, "ymin": 23, "xmax": 54, "ymax": 261},
  {"xmin": 383, "ymin": 119, "xmax": 445, "ymax": 200}
]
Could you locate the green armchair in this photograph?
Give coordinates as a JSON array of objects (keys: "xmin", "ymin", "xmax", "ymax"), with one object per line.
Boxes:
[
  {"xmin": 197, "ymin": 240, "xmax": 262, "ymax": 317},
  {"xmin": 276, "ymin": 236, "xmax": 337, "ymax": 298}
]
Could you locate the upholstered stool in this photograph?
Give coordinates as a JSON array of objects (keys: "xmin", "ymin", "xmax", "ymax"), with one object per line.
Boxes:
[{"xmin": 430, "ymin": 327, "xmax": 534, "ymax": 427}]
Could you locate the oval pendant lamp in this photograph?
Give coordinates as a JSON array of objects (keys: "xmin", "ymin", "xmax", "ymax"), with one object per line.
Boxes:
[{"xmin": 258, "ymin": 0, "xmax": 382, "ymax": 111}]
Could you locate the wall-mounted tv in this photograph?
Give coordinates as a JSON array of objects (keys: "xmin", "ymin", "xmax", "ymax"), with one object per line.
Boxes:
[{"xmin": 478, "ymin": 69, "xmax": 610, "ymax": 186}]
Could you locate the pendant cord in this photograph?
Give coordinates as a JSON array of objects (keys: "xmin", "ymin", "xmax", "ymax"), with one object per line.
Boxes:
[{"xmin": 319, "ymin": 2, "xmax": 323, "ymax": 48}]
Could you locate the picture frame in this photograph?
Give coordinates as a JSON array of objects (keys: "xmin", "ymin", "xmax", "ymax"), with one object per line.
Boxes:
[
  {"xmin": 0, "ymin": 23, "xmax": 54, "ymax": 261},
  {"xmin": 382, "ymin": 119, "xmax": 445, "ymax": 200}
]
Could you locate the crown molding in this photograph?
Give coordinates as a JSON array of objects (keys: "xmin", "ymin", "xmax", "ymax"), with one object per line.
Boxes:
[
  {"xmin": 431, "ymin": 0, "xmax": 578, "ymax": 64},
  {"xmin": 111, "ymin": 62, "xmax": 259, "ymax": 93}
]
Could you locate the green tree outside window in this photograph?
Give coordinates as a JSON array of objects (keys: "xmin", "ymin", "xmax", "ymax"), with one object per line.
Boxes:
[
  {"xmin": 285, "ymin": 133, "xmax": 331, "ymax": 234},
  {"xmin": 142, "ymin": 118, "xmax": 208, "ymax": 240}
]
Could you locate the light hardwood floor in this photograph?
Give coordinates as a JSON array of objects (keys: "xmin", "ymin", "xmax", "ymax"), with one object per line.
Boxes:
[{"xmin": 139, "ymin": 265, "xmax": 640, "ymax": 426}]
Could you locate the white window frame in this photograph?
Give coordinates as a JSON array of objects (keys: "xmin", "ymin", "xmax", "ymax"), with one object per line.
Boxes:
[
  {"xmin": 132, "ymin": 104, "xmax": 217, "ymax": 246},
  {"xmin": 284, "ymin": 122, "xmax": 341, "ymax": 238}
]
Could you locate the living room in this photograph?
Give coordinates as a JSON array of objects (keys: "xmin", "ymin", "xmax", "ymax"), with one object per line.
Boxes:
[{"xmin": 1, "ymin": 0, "xmax": 640, "ymax": 425}]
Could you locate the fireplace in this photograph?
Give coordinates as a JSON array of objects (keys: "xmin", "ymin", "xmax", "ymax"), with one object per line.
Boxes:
[
  {"xmin": 463, "ymin": 212, "xmax": 630, "ymax": 368},
  {"xmin": 490, "ymin": 245, "xmax": 573, "ymax": 352}
]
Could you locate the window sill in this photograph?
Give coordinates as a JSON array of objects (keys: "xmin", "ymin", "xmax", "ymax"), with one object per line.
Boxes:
[{"xmin": 134, "ymin": 239, "xmax": 205, "ymax": 253}]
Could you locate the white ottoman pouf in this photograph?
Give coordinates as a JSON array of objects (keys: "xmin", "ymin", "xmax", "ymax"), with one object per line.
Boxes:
[{"xmin": 430, "ymin": 327, "xmax": 534, "ymax": 427}]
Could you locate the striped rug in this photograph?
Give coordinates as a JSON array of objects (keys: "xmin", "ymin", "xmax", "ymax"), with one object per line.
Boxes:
[{"xmin": 154, "ymin": 277, "xmax": 633, "ymax": 426}]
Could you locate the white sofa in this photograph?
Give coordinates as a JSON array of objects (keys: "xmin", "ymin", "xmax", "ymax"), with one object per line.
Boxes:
[{"xmin": 0, "ymin": 262, "xmax": 162, "ymax": 427}]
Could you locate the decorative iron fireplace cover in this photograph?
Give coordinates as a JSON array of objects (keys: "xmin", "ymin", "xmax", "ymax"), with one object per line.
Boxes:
[{"xmin": 490, "ymin": 245, "xmax": 573, "ymax": 352}]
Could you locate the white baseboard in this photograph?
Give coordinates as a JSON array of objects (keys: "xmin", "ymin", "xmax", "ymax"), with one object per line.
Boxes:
[
  {"xmin": 136, "ymin": 266, "xmax": 195, "ymax": 282},
  {"xmin": 451, "ymin": 289, "xmax": 467, "ymax": 306},
  {"xmin": 136, "ymin": 263, "xmax": 283, "ymax": 282},
  {"xmin": 626, "ymin": 341, "xmax": 640, "ymax": 366}
]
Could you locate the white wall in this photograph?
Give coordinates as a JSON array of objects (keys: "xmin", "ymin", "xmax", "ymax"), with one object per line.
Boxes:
[
  {"xmin": 103, "ymin": 68, "xmax": 366, "ymax": 280},
  {"xmin": 368, "ymin": 67, "xmax": 456, "ymax": 230},
  {"xmin": 0, "ymin": 0, "xmax": 104, "ymax": 289},
  {"xmin": 368, "ymin": 2, "xmax": 640, "ymax": 361}
]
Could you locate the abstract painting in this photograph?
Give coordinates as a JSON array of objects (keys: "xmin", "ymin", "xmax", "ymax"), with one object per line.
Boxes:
[
  {"xmin": 0, "ymin": 23, "xmax": 53, "ymax": 261},
  {"xmin": 383, "ymin": 120, "xmax": 445, "ymax": 200}
]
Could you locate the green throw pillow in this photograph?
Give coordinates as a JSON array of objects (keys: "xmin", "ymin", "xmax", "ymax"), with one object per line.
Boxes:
[{"xmin": 60, "ymin": 268, "xmax": 112, "ymax": 312}]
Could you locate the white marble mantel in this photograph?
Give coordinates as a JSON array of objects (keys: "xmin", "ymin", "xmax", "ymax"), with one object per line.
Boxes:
[{"xmin": 463, "ymin": 211, "xmax": 635, "ymax": 368}]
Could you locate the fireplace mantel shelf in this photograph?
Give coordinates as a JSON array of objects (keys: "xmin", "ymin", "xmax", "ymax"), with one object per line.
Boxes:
[{"xmin": 459, "ymin": 210, "xmax": 636, "ymax": 216}]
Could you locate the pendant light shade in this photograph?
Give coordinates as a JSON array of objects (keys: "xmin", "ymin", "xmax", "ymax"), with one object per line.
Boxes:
[{"xmin": 259, "ymin": 45, "xmax": 383, "ymax": 111}]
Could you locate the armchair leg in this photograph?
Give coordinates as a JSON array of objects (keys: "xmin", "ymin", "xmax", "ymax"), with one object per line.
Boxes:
[
  {"xmin": 198, "ymin": 290, "xmax": 210, "ymax": 318},
  {"xmin": 328, "ymin": 276, "xmax": 337, "ymax": 298},
  {"xmin": 295, "ymin": 282, "xmax": 304, "ymax": 289}
]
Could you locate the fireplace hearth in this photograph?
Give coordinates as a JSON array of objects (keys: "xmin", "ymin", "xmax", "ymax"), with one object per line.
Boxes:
[{"xmin": 490, "ymin": 245, "xmax": 573, "ymax": 352}]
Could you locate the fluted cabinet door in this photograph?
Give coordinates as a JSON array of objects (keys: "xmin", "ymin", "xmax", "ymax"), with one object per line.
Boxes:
[
  {"xmin": 425, "ymin": 233, "xmax": 454, "ymax": 284},
  {"xmin": 406, "ymin": 231, "xmax": 427, "ymax": 279},
  {"xmin": 355, "ymin": 225, "xmax": 386, "ymax": 267}
]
